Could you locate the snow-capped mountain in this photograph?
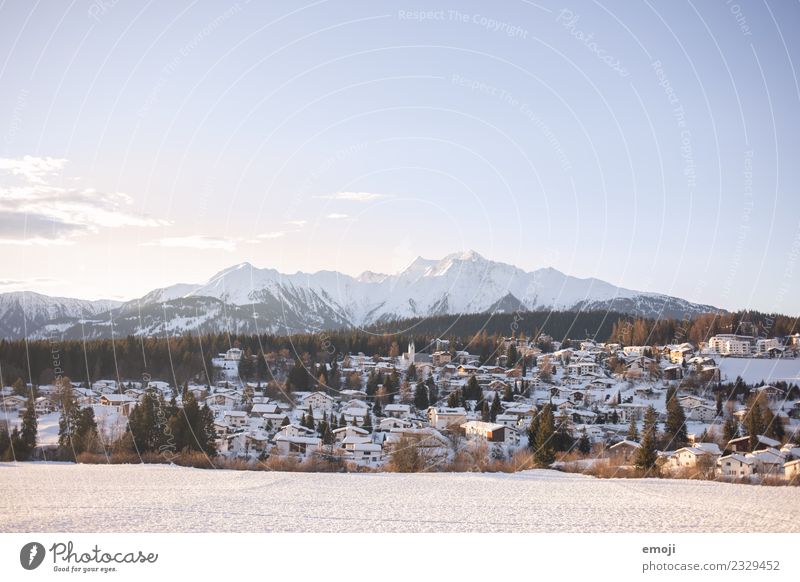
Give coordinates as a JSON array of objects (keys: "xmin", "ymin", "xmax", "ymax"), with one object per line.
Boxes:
[
  {"xmin": 0, "ymin": 291, "xmax": 121, "ymax": 339},
  {"xmin": 1, "ymin": 251, "xmax": 720, "ymax": 339}
]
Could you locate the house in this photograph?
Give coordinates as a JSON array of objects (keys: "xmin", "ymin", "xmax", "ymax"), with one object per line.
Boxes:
[
  {"xmin": 668, "ymin": 443, "xmax": 721, "ymax": 472},
  {"xmin": 223, "ymin": 410, "xmax": 248, "ymax": 428},
  {"xmin": 427, "ymin": 407, "xmax": 467, "ymax": 430},
  {"xmin": 277, "ymin": 423, "xmax": 317, "ymax": 438},
  {"xmin": 726, "ymin": 434, "xmax": 780, "ymax": 453},
  {"xmin": 750, "ymin": 449, "xmax": 786, "ymax": 476},
  {"xmin": 383, "ymin": 404, "xmax": 412, "ymax": 419},
  {"xmin": 755, "ymin": 338, "xmax": 781, "ymax": 356},
  {"xmin": 755, "ymin": 385, "xmax": 785, "ymax": 401},
  {"xmin": 461, "ymin": 421, "xmax": 520, "ymax": 446},
  {"xmin": 274, "ymin": 434, "xmax": 321, "ymax": 458},
  {"xmin": 608, "ymin": 440, "xmax": 641, "ymax": 464},
  {"xmin": 717, "ymin": 453, "xmax": 756, "ymax": 478},
  {"xmin": 301, "ymin": 391, "xmax": 336, "ymax": 414},
  {"xmin": 98, "ymin": 394, "xmax": 136, "ymax": 416},
  {"xmin": 333, "ymin": 425, "xmax": 369, "ymax": 444},
  {"xmin": 345, "ymin": 442, "xmax": 383, "ymax": 466},
  {"xmin": 784, "ymin": 459, "xmax": 800, "ymax": 482},
  {"xmin": 206, "ymin": 392, "xmax": 238, "ymax": 410},
  {"xmin": 708, "ymin": 334, "xmax": 753, "ymax": 357},
  {"xmin": 377, "ymin": 417, "xmax": 412, "ymax": 432},
  {"xmin": 34, "ymin": 396, "xmax": 54, "ymax": 415}
]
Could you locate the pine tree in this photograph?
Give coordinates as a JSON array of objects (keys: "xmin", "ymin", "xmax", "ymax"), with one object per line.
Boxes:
[
  {"xmin": 626, "ymin": 415, "xmax": 639, "ymax": 441},
  {"xmin": 481, "ymin": 400, "xmax": 490, "ymax": 422},
  {"xmin": 0, "ymin": 426, "xmax": 10, "ymax": 461},
  {"xmin": 635, "ymin": 405, "xmax": 659, "ymax": 473},
  {"xmin": 722, "ymin": 415, "xmax": 738, "ymax": 445},
  {"xmin": 363, "ymin": 410, "xmax": 372, "ymax": 432},
  {"xmin": 533, "ymin": 404, "xmax": 555, "ymax": 466},
  {"xmin": 373, "ymin": 399, "xmax": 382, "ymax": 417},
  {"xmin": 490, "ymin": 393, "xmax": 501, "ymax": 422},
  {"xmin": 502, "ymin": 384, "xmax": 513, "ymax": 402},
  {"xmin": 406, "ymin": 363, "xmax": 417, "ymax": 382},
  {"xmin": 577, "ymin": 429, "xmax": 591, "ymax": 455},
  {"xmin": 746, "ymin": 400, "xmax": 765, "ymax": 451},
  {"xmin": 19, "ymin": 395, "xmax": 37, "ymax": 459},
  {"xmin": 664, "ymin": 394, "xmax": 688, "ymax": 449},
  {"xmin": 413, "ymin": 383, "xmax": 429, "ymax": 411},
  {"xmin": 467, "ymin": 375, "xmax": 481, "ymax": 401}
]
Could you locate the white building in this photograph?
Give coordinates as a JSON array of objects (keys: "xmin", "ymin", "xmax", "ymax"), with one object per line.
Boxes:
[{"xmin": 708, "ymin": 335, "xmax": 753, "ymax": 356}]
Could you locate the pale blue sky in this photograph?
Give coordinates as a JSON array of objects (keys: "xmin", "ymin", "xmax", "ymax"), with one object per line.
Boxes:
[{"xmin": 0, "ymin": 0, "xmax": 798, "ymax": 314}]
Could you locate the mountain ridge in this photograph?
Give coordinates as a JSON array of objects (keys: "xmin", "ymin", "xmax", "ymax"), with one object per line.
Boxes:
[{"xmin": 0, "ymin": 250, "xmax": 722, "ymax": 340}]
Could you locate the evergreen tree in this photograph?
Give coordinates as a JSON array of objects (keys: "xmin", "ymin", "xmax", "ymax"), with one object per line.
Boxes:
[
  {"xmin": 466, "ymin": 375, "xmax": 481, "ymax": 401},
  {"xmin": 626, "ymin": 415, "xmax": 639, "ymax": 441},
  {"xmin": 507, "ymin": 343, "xmax": 518, "ymax": 369},
  {"xmin": 533, "ymin": 404, "xmax": 556, "ymax": 466},
  {"xmin": 285, "ymin": 359, "xmax": 309, "ymax": 392},
  {"xmin": 553, "ymin": 410, "xmax": 574, "ymax": 452},
  {"xmin": 363, "ymin": 410, "xmax": 372, "ymax": 432},
  {"xmin": 577, "ymin": 429, "xmax": 591, "ymax": 455},
  {"xmin": 502, "ymin": 384, "xmax": 514, "ymax": 402},
  {"xmin": 490, "ymin": 393, "xmax": 501, "ymax": 422},
  {"xmin": 722, "ymin": 415, "xmax": 738, "ymax": 445},
  {"xmin": 406, "ymin": 363, "xmax": 417, "ymax": 382},
  {"xmin": 18, "ymin": 395, "xmax": 37, "ymax": 459},
  {"xmin": 745, "ymin": 399, "xmax": 766, "ymax": 451},
  {"xmin": 481, "ymin": 399, "xmax": 490, "ymax": 422},
  {"xmin": 446, "ymin": 390, "xmax": 461, "ymax": 408},
  {"xmin": 373, "ymin": 399, "xmax": 382, "ymax": 418},
  {"xmin": 635, "ymin": 405, "xmax": 659, "ymax": 473},
  {"xmin": 413, "ymin": 383, "xmax": 429, "ymax": 411},
  {"xmin": 0, "ymin": 426, "xmax": 10, "ymax": 461},
  {"xmin": 715, "ymin": 391, "xmax": 723, "ymax": 416},
  {"xmin": 664, "ymin": 394, "xmax": 688, "ymax": 449}
]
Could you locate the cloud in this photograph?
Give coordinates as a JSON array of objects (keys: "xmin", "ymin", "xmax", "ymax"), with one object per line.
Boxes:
[
  {"xmin": 257, "ymin": 231, "xmax": 287, "ymax": 239},
  {"xmin": 286, "ymin": 220, "xmax": 307, "ymax": 227},
  {"xmin": 0, "ymin": 156, "xmax": 66, "ymax": 184},
  {"xmin": 0, "ymin": 156, "xmax": 167, "ymax": 245},
  {"xmin": 317, "ymin": 191, "xmax": 389, "ymax": 202},
  {"xmin": 142, "ymin": 235, "xmax": 237, "ymax": 251},
  {"xmin": 326, "ymin": 213, "xmax": 349, "ymax": 219}
]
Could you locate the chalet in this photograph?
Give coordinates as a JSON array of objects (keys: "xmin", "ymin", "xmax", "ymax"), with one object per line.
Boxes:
[
  {"xmin": 750, "ymin": 449, "xmax": 785, "ymax": 476},
  {"xmin": 461, "ymin": 421, "xmax": 520, "ymax": 446},
  {"xmin": 427, "ymin": 407, "xmax": 467, "ymax": 430},
  {"xmin": 344, "ymin": 442, "xmax": 383, "ymax": 466},
  {"xmin": 98, "ymin": 394, "xmax": 136, "ymax": 416},
  {"xmin": 383, "ymin": 404, "xmax": 412, "ymax": 419},
  {"xmin": 274, "ymin": 434, "xmax": 321, "ymax": 458},
  {"xmin": 717, "ymin": 453, "xmax": 755, "ymax": 478},
  {"xmin": 608, "ymin": 440, "xmax": 641, "ymax": 464},
  {"xmin": 377, "ymin": 417, "xmax": 412, "ymax": 432},
  {"xmin": 668, "ymin": 444, "xmax": 721, "ymax": 472},
  {"xmin": 332, "ymin": 425, "xmax": 369, "ymax": 443},
  {"xmin": 223, "ymin": 410, "xmax": 248, "ymax": 428},
  {"xmin": 301, "ymin": 391, "xmax": 336, "ymax": 413},
  {"xmin": 784, "ymin": 459, "xmax": 800, "ymax": 482},
  {"xmin": 726, "ymin": 434, "xmax": 780, "ymax": 453}
]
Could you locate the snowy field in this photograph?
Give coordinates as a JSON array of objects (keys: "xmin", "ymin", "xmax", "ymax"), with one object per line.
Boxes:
[
  {"xmin": 717, "ymin": 357, "xmax": 800, "ymax": 385},
  {"xmin": 1, "ymin": 463, "xmax": 798, "ymax": 533}
]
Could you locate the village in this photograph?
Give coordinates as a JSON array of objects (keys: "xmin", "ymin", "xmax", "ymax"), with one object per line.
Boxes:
[{"xmin": 2, "ymin": 332, "xmax": 799, "ymax": 482}]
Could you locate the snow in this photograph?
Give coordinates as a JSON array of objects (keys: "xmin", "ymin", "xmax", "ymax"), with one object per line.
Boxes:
[
  {"xmin": 717, "ymin": 357, "xmax": 800, "ymax": 385},
  {"xmin": 1, "ymin": 463, "xmax": 798, "ymax": 533}
]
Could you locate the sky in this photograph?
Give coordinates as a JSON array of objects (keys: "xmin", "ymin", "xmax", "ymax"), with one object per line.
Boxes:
[{"xmin": 0, "ymin": 0, "xmax": 799, "ymax": 314}]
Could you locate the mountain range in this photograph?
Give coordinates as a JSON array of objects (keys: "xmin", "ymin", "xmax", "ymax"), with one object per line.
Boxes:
[{"xmin": 0, "ymin": 250, "xmax": 720, "ymax": 340}]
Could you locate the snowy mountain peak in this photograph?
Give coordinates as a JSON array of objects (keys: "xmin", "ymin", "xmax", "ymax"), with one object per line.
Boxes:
[{"xmin": 0, "ymin": 251, "xmax": 722, "ymax": 339}]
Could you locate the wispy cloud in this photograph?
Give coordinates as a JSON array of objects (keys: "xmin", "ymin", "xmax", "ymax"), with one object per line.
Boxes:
[
  {"xmin": 316, "ymin": 191, "xmax": 390, "ymax": 202},
  {"xmin": 326, "ymin": 213, "xmax": 349, "ymax": 220},
  {"xmin": 142, "ymin": 235, "xmax": 236, "ymax": 251},
  {"xmin": 0, "ymin": 156, "xmax": 167, "ymax": 245},
  {"xmin": 0, "ymin": 155, "xmax": 66, "ymax": 184},
  {"xmin": 286, "ymin": 219, "xmax": 307, "ymax": 227},
  {"xmin": 256, "ymin": 231, "xmax": 287, "ymax": 239}
]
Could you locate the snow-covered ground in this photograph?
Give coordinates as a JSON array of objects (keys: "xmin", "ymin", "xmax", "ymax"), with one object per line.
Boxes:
[
  {"xmin": 1, "ymin": 463, "xmax": 798, "ymax": 533},
  {"xmin": 717, "ymin": 357, "xmax": 800, "ymax": 385}
]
